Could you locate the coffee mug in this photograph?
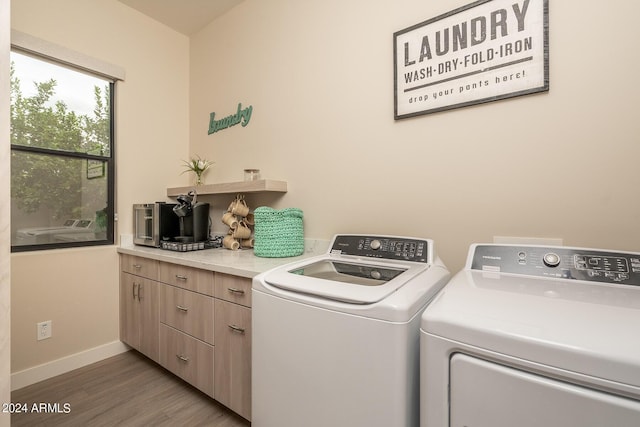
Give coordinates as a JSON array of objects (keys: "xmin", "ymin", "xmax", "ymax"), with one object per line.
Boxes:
[
  {"xmin": 223, "ymin": 235, "xmax": 240, "ymax": 250},
  {"xmin": 232, "ymin": 220, "xmax": 252, "ymax": 239},
  {"xmin": 244, "ymin": 212, "xmax": 255, "ymax": 225},
  {"xmin": 230, "ymin": 197, "xmax": 250, "ymax": 217},
  {"xmin": 221, "ymin": 212, "xmax": 239, "ymax": 229}
]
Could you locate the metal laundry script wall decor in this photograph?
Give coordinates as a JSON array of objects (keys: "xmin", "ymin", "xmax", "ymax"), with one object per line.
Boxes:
[
  {"xmin": 393, "ymin": 0, "xmax": 549, "ymax": 119},
  {"xmin": 208, "ymin": 103, "xmax": 253, "ymax": 134}
]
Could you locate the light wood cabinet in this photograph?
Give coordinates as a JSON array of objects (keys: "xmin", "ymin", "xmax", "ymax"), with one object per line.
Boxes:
[
  {"xmin": 214, "ymin": 298, "xmax": 252, "ymax": 420},
  {"xmin": 120, "ymin": 271, "xmax": 159, "ymax": 362},
  {"xmin": 158, "ymin": 262, "xmax": 214, "ymax": 295},
  {"xmin": 215, "ymin": 272, "xmax": 252, "ymax": 307},
  {"xmin": 159, "ymin": 323, "xmax": 214, "ymax": 397},
  {"xmin": 160, "ymin": 284, "xmax": 214, "ymax": 345},
  {"xmin": 158, "ymin": 262, "xmax": 215, "ymax": 398},
  {"xmin": 121, "ymin": 254, "xmax": 158, "ymax": 280},
  {"xmin": 214, "ymin": 273, "xmax": 252, "ymax": 420},
  {"xmin": 119, "ymin": 254, "xmax": 253, "ymax": 420}
]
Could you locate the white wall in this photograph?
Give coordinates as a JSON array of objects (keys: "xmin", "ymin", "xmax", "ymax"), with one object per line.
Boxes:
[
  {"xmin": 10, "ymin": 0, "xmax": 189, "ymax": 376},
  {"xmin": 189, "ymin": 0, "xmax": 640, "ymax": 271}
]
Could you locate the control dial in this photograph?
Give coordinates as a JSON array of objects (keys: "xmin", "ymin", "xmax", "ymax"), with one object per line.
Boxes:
[
  {"xmin": 370, "ymin": 239, "xmax": 381, "ymax": 250},
  {"xmin": 543, "ymin": 252, "xmax": 561, "ymax": 267}
]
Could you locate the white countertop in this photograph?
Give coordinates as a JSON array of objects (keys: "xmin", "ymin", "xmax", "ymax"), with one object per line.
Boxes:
[{"xmin": 117, "ymin": 235, "xmax": 329, "ymax": 278}]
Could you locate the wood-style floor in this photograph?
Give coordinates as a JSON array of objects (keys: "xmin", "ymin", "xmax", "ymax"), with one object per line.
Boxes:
[{"xmin": 10, "ymin": 350, "xmax": 251, "ymax": 427}]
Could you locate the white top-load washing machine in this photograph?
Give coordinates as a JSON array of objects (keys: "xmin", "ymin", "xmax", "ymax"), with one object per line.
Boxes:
[
  {"xmin": 253, "ymin": 234, "xmax": 450, "ymax": 427},
  {"xmin": 421, "ymin": 244, "xmax": 640, "ymax": 427}
]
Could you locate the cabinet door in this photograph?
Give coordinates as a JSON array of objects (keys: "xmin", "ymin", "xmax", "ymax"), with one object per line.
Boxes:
[
  {"xmin": 137, "ymin": 278, "xmax": 159, "ymax": 362},
  {"xmin": 120, "ymin": 272, "xmax": 159, "ymax": 362},
  {"xmin": 214, "ymin": 299, "xmax": 252, "ymax": 420},
  {"xmin": 120, "ymin": 271, "xmax": 140, "ymax": 349}
]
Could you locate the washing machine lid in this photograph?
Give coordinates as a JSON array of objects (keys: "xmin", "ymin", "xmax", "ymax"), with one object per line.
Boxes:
[
  {"xmin": 288, "ymin": 259, "xmax": 407, "ymax": 286},
  {"xmin": 263, "ymin": 255, "xmax": 429, "ymax": 304},
  {"xmin": 423, "ymin": 244, "xmax": 640, "ymax": 391}
]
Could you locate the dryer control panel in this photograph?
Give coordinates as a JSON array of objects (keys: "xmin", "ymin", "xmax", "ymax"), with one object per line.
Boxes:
[
  {"xmin": 329, "ymin": 235, "xmax": 430, "ymax": 263},
  {"xmin": 471, "ymin": 245, "xmax": 640, "ymax": 286}
]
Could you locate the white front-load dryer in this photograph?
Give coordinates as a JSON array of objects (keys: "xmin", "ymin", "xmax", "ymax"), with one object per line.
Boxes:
[
  {"xmin": 253, "ymin": 234, "xmax": 450, "ymax": 427},
  {"xmin": 421, "ymin": 244, "xmax": 640, "ymax": 427}
]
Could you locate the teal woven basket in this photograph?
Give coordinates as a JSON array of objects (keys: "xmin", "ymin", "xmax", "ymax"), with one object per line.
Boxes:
[{"xmin": 253, "ymin": 207, "xmax": 304, "ymax": 258}]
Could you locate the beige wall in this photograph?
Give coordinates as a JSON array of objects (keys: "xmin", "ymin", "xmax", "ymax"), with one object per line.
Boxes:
[
  {"xmin": 1, "ymin": 0, "xmax": 11, "ymax": 422},
  {"xmin": 7, "ymin": 0, "xmax": 640, "ymax": 383},
  {"xmin": 10, "ymin": 0, "xmax": 189, "ymax": 374},
  {"xmin": 189, "ymin": 0, "xmax": 640, "ymax": 271}
]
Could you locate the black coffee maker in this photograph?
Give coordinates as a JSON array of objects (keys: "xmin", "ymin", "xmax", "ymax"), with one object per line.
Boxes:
[{"xmin": 173, "ymin": 191, "xmax": 209, "ymax": 242}]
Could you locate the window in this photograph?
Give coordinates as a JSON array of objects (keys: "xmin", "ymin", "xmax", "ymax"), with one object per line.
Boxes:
[{"xmin": 10, "ymin": 49, "xmax": 115, "ymax": 251}]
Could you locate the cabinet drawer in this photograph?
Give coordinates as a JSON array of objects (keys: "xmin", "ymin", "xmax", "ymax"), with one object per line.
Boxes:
[
  {"xmin": 215, "ymin": 273, "xmax": 252, "ymax": 307},
  {"xmin": 160, "ymin": 284, "xmax": 214, "ymax": 345},
  {"xmin": 159, "ymin": 324, "xmax": 214, "ymax": 398},
  {"xmin": 158, "ymin": 262, "xmax": 214, "ymax": 296},
  {"xmin": 120, "ymin": 254, "xmax": 158, "ymax": 280},
  {"xmin": 214, "ymin": 299, "xmax": 252, "ymax": 420}
]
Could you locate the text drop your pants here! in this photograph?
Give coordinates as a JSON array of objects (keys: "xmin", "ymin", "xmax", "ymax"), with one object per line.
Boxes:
[{"xmin": 408, "ymin": 69, "xmax": 526, "ymax": 103}]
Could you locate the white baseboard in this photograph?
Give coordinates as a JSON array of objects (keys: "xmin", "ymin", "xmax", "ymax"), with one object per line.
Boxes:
[{"xmin": 11, "ymin": 340, "xmax": 130, "ymax": 391}]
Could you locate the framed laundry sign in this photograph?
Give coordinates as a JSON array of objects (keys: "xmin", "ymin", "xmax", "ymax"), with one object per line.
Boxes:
[{"xmin": 393, "ymin": 0, "xmax": 548, "ymax": 119}]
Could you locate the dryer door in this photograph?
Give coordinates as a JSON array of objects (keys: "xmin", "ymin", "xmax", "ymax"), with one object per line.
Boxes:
[{"xmin": 449, "ymin": 354, "xmax": 640, "ymax": 427}]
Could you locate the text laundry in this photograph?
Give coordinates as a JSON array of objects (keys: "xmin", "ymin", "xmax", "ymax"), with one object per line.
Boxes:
[{"xmin": 208, "ymin": 103, "xmax": 253, "ymax": 135}]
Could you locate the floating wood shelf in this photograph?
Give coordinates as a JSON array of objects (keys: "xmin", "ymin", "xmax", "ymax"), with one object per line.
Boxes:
[{"xmin": 167, "ymin": 179, "xmax": 287, "ymax": 197}]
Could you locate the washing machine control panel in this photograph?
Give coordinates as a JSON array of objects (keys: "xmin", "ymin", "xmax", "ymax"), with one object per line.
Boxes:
[
  {"xmin": 329, "ymin": 235, "xmax": 429, "ymax": 263},
  {"xmin": 471, "ymin": 245, "xmax": 640, "ymax": 286}
]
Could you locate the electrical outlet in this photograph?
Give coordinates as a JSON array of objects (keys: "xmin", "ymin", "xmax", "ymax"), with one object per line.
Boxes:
[{"xmin": 37, "ymin": 320, "xmax": 52, "ymax": 341}]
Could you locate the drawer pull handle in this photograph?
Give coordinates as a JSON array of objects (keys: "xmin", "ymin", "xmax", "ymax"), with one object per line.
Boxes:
[
  {"xmin": 176, "ymin": 305, "xmax": 189, "ymax": 312},
  {"xmin": 133, "ymin": 264, "xmax": 142, "ymax": 269},
  {"xmin": 176, "ymin": 354, "xmax": 190, "ymax": 363},
  {"xmin": 228, "ymin": 324, "xmax": 245, "ymax": 334},
  {"xmin": 227, "ymin": 287, "xmax": 245, "ymax": 295},
  {"xmin": 175, "ymin": 275, "xmax": 188, "ymax": 281}
]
